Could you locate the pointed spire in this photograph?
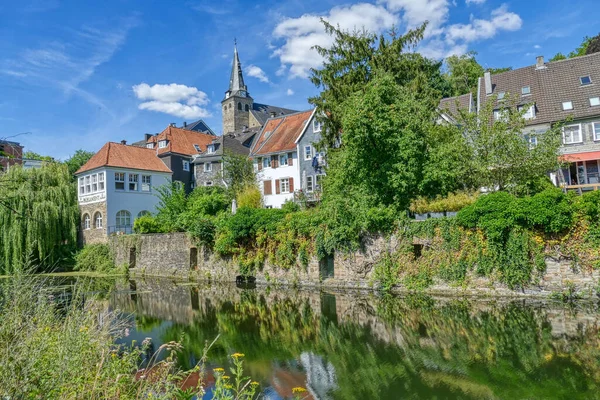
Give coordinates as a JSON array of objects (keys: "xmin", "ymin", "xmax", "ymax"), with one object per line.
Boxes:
[{"xmin": 228, "ymin": 40, "xmax": 247, "ymax": 95}]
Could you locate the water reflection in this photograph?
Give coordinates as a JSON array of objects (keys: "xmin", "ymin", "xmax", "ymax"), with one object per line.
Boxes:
[{"xmin": 110, "ymin": 279, "xmax": 600, "ymax": 399}]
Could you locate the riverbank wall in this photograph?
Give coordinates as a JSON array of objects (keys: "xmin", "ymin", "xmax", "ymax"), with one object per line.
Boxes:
[{"xmin": 108, "ymin": 232, "xmax": 600, "ymax": 298}]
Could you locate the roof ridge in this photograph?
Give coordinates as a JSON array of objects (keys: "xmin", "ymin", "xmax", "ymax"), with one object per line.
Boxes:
[{"xmin": 546, "ymin": 51, "xmax": 600, "ymax": 65}]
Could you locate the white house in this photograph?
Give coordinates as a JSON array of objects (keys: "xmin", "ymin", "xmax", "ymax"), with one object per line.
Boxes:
[
  {"xmin": 249, "ymin": 110, "xmax": 315, "ymax": 208},
  {"xmin": 75, "ymin": 141, "xmax": 172, "ymax": 244}
]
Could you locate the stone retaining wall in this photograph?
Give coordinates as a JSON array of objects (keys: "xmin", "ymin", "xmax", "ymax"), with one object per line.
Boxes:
[{"xmin": 108, "ymin": 233, "xmax": 600, "ymax": 297}]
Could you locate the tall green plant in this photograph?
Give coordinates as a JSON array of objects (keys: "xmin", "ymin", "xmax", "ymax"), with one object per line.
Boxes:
[{"xmin": 0, "ymin": 164, "xmax": 78, "ymax": 273}]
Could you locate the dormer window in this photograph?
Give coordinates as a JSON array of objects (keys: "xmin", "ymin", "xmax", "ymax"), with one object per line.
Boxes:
[
  {"xmin": 591, "ymin": 97, "xmax": 600, "ymax": 107},
  {"xmin": 493, "ymin": 109, "xmax": 508, "ymax": 121},
  {"xmin": 207, "ymin": 144, "xmax": 215, "ymax": 154},
  {"xmin": 158, "ymin": 140, "xmax": 167, "ymax": 149},
  {"xmin": 193, "ymin": 144, "xmax": 201, "ymax": 152},
  {"xmin": 497, "ymin": 92, "xmax": 505, "ymax": 100},
  {"xmin": 580, "ymin": 76, "xmax": 592, "ymax": 86},
  {"xmin": 521, "ymin": 86, "xmax": 531, "ymax": 95},
  {"xmin": 146, "ymin": 143, "xmax": 154, "ymax": 149},
  {"xmin": 562, "ymin": 101, "xmax": 574, "ymax": 111},
  {"xmin": 518, "ymin": 104, "xmax": 535, "ymax": 120}
]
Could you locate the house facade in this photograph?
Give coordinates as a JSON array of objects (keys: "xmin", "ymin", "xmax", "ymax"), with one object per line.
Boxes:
[
  {"xmin": 75, "ymin": 142, "xmax": 172, "ymax": 244},
  {"xmin": 250, "ymin": 109, "xmax": 323, "ymax": 208},
  {"xmin": 0, "ymin": 140, "xmax": 23, "ymax": 172},
  {"xmin": 296, "ymin": 111, "xmax": 327, "ymax": 202},
  {"xmin": 476, "ymin": 53, "xmax": 600, "ymax": 190}
]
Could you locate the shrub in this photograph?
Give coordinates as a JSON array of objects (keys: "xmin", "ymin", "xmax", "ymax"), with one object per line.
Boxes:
[
  {"xmin": 578, "ymin": 190, "xmax": 600, "ymax": 221},
  {"xmin": 133, "ymin": 215, "xmax": 164, "ymax": 234},
  {"xmin": 189, "ymin": 217, "xmax": 217, "ymax": 246},
  {"xmin": 281, "ymin": 200, "xmax": 300, "ymax": 213},
  {"xmin": 522, "ymin": 188, "xmax": 573, "ymax": 234},
  {"xmin": 410, "ymin": 191, "xmax": 479, "ymax": 214},
  {"xmin": 457, "ymin": 191, "xmax": 521, "ymax": 240},
  {"xmin": 237, "ymin": 186, "xmax": 262, "ymax": 209},
  {"xmin": 74, "ymin": 244, "xmax": 115, "ymax": 273}
]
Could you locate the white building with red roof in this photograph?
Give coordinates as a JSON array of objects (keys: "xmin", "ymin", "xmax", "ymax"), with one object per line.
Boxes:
[{"xmin": 75, "ymin": 141, "xmax": 172, "ymax": 244}]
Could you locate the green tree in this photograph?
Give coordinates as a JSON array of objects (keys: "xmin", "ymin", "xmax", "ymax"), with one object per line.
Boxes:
[
  {"xmin": 0, "ymin": 163, "xmax": 78, "ymax": 273},
  {"xmin": 155, "ymin": 182, "xmax": 188, "ymax": 232},
  {"xmin": 453, "ymin": 95, "xmax": 562, "ymax": 193},
  {"xmin": 22, "ymin": 151, "xmax": 54, "ymax": 162},
  {"xmin": 550, "ymin": 34, "xmax": 598, "ymax": 61},
  {"xmin": 309, "ymin": 22, "xmax": 450, "ymax": 148},
  {"xmin": 221, "ymin": 151, "xmax": 256, "ymax": 197},
  {"xmin": 64, "ymin": 149, "xmax": 94, "ymax": 178},
  {"xmin": 445, "ymin": 51, "xmax": 484, "ymax": 96}
]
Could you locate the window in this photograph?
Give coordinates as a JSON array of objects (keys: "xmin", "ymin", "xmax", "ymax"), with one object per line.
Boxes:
[
  {"xmin": 129, "ymin": 174, "xmax": 139, "ymax": 191},
  {"xmin": 94, "ymin": 212, "xmax": 103, "ymax": 229},
  {"xmin": 594, "ymin": 122, "xmax": 600, "ymax": 141},
  {"xmin": 497, "ymin": 92, "xmax": 505, "ymax": 100},
  {"xmin": 304, "ymin": 145, "xmax": 312, "ymax": 160},
  {"xmin": 313, "ymin": 119, "xmax": 323, "ymax": 132},
  {"xmin": 205, "ymin": 181, "xmax": 213, "ymax": 186},
  {"xmin": 280, "ymin": 178, "xmax": 290, "ymax": 193},
  {"xmin": 116, "ymin": 210, "xmax": 131, "ymax": 227},
  {"xmin": 237, "ymin": 102, "xmax": 242, "ymax": 110},
  {"xmin": 590, "ymin": 97, "xmax": 600, "ymax": 107},
  {"xmin": 83, "ymin": 214, "xmax": 90, "ymax": 230},
  {"xmin": 316, "ymin": 174, "xmax": 323, "ymax": 188},
  {"xmin": 204, "ymin": 163, "xmax": 212, "ymax": 172},
  {"xmin": 158, "ymin": 140, "xmax": 167, "ymax": 149},
  {"xmin": 563, "ymin": 124, "xmax": 582, "ymax": 144},
  {"xmin": 85, "ymin": 176, "xmax": 91, "ymax": 193},
  {"xmin": 279, "ymin": 153, "xmax": 288, "ymax": 166},
  {"xmin": 79, "ymin": 177, "xmax": 84, "ymax": 195},
  {"xmin": 524, "ymin": 134, "xmax": 538, "ymax": 148},
  {"xmin": 193, "ymin": 144, "xmax": 201, "ymax": 152},
  {"xmin": 115, "ymin": 173, "xmax": 125, "ymax": 190},
  {"xmin": 98, "ymin": 172, "xmax": 104, "ymax": 191},
  {"xmin": 207, "ymin": 144, "xmax": 215, "ymax": 154},
  {"xmin": 580, "ymin": 76, "xmax": 592, "ymax": 85},
  {"xmin": 519, "ymin": 104, "xmax": 535, "ymax": 120},
  {"xmin": 262, "ymin": 157, "xmax": 271, "ymax": 168},
  {"xmin": 183, "ymin": 160, "xmax": 190, "ymax": 171},
  {"xmin": 91, "ymin": 174, "xmax": 98, "ymax": 192},
  {"xmin": 137, "ymin": 210, "xmax": 151, "ymax": 218},
  {"xmin": 141, "ymin": 175, "xmax": 151, "ymax": 192},
  {"xmin": 493, "ymin": 109, "xmax": 508, "ymax": 121},
  {"xmin": 146, "ymin": 143, "xmax": 154, "ymax": 149},
  {"xmin": 562, "ymin": 101, "xmax": 574, "ymax": 111},
  {"xmin": 521, "ymin": 86, "xmax": 531, "ymax": 95},
  {"xmin": 306, "ymin": 176, "xmax": 314, "ymax": 192},
  {"xmin": 245, "ymin": 104, "xmax": 249, "ymax": 111}
]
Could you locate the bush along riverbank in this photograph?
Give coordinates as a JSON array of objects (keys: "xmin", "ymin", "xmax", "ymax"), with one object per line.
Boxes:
[{"xmin": 110, "ymin": 187, "xmax": 600, "ymax": 298}]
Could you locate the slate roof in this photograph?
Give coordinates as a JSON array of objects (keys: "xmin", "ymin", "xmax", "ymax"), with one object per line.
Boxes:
[
  {"xmin": 250, "ymin": 102, "xmax": 299, "ymax": 126},
  {"xmin": 75, "ymin": 142, "xmax": 171, "ymax": 174},
  {"xmin": 192, "ymin": 134, "xmax": 251, "ymax": 163},
  {"xmin": 148, "ymin": 125, "xmax": 216, "ymax": 156},
  {"xmin": 183, "ymin": 119, "xmax": 216, "ymax": 135},
  {"xmin": 477, "ymin": 52, "xmax": 600, "ymax": 125},
  {"xmin": 438, "ymin": 93, "xmax": 473, "ymax": 119},
  {"xmin": 250, "ymin": 110, "xmax": 314, "ymax": 156}
]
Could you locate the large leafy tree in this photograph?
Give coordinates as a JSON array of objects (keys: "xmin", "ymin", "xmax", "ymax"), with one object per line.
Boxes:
[
  {"xmin": 0, "ymin": 163, "xmax": 78, "ymax": 273},
  {"xmin": 445, "ymin": 52, "xmax": 484, "ymax": 96},
  {"xmin": 550, "ymin": 33, "xmax": 599, "ymax": 61},
  {"xmin": 65, "ymin": 149, "xmax": 95, "ymax": 179},
  {"xmin": 221, "ymin": 151, "xmax": 256, "ymax": 198},
  {"xmin": 309, "ymin": 22, "xmax": 451, "ymax": 149}
]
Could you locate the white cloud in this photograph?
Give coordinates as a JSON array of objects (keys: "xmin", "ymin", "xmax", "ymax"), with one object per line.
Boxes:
[
  {"xmin": 286, "ymin": 88, "xmax": 294, "ymax": 96},
  {"xmin": 465, "ymin": 0, "xmax": 485, "ymax": 4},
  {"xmin": 534, "ymin": 44, "xmax": 541, "ymax": 49},
  {"xmin": 381, "ymin": 0, "xmax": 449, "ymax": 35},
  {"xmin": 132, "ymin": 83, "xmax": 211, "ymax": 119},
  {"xmin": 245, "ymin": 65, "xmax": 269, "ymax": 83},
  {"xmin": 445, "ymin": 5, "xmax": 522, "ymax": 44},
  {"xmin": 272, "ymin": 3, "xmax": 397, "ymax": 78}
]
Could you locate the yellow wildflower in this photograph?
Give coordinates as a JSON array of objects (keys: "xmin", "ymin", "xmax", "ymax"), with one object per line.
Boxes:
[
  {"xmin": 222, "ymin": 375, "xmax": 231, "ymax": 381},
  {"xmin": 213, "ymin": 367, "xmax": 225, "ymax": 373},
  {"xmin": 251, "ymin": 381, "xmax": 259, "ymax": 386},
  {"xmin": 231, "ymin": 352, "xmax": 245, "ymax": 358},
  {"xmin": 292, "ymin": 387, "xmax": 307, "ymax": 393}
]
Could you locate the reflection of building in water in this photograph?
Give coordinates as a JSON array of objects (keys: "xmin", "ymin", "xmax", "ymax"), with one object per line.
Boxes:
[{"xmin": 300, "ymin": 353, "xmax": 337, "ymax": 400}]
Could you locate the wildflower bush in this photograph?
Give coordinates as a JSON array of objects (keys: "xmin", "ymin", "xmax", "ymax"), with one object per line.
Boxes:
[
  {"xmin": 74, "ymin": 243, "xmax": 117, "ymax": 273},
  {"xmin": 409, "ymin": 191, "xmax": 479, "ymax": 214}
]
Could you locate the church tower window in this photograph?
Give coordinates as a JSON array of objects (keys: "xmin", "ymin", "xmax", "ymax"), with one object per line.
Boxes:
[{"xmin": 238, "ymin": 102, "xmax": 242, "ymax": 110}]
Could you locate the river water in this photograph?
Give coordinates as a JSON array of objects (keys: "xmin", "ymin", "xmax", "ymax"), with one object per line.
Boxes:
[{"xmin": 106, "ymin": 278, "xmax": 600, "ymax": 399}]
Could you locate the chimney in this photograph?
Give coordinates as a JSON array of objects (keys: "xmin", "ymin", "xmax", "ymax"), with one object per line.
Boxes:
[
  {"xmin": 120, "ymin": 140, "xmax": 127, "ymax": 145},
  {"xmin": 183, "ymin": 121, "xmax": 187, "ymax": 128},
  {"xmin": 484, "ymin": 71, "xmax": 493, "ymax": 96},
  {"xmin": 170, "ymin": 122, "xmax": 176, "ymax": 127},
  {"xmin": 536, "ymin": 55, "xmax": 545, "ymax": 69},
  {"xmin": 144, "ymin": 133, "xmax": 152, "ymax": 141},
  {"xmin": 270, "ymin": 111, "xmax": 276, "ymax": 118}
]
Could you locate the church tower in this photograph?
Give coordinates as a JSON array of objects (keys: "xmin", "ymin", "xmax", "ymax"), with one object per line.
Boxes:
[{"xmin": 222, "ymin": 43, "xmax": 253, "ymax": 134}]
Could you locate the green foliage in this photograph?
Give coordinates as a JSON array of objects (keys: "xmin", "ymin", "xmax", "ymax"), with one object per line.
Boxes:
[
  {"xmin": 281, "ymin": 200, "xmax": 300, "ymax": 213},
  {"xmin": 0, "ymin": 163, "xmax": 78, "ymax": 273},
  {"xmin": 189, "ymin": 217, "xmax": 217, "ymax": 247},
  {"xmin": 133, "ymin": 215, "xmax": 164, "ymax": 234},
  {"xmin": 222, "ymin": 151, "xmax": 256, "ymax": 197},
  {"xmin": 444, "ymin": 51, "xmax": 484, "ymax": 96},
  {"xmin": 155, "ymin": 182, "xmax": 188, "ymax": 232},
  {"xmin": 236, "ymin": 186, "xmax": 261, "ymax": 209},
  {"xmin": 550, "ymin": 34, "xmax": 597, "ymax": 61},
  {"xmin": 522, "ymin": 188, "xmax": 574, "ymax": 234},
  {"xmin": 179, "ymin": 186, "xmax": 229, "ymax": 228},
  {"xmin": 410, "ymin": 191, "xmax": 479, "ymax": 214},
  {"xmin": 22, "ymin": 150, "xmax": 54, "ymax": 162},
  {"xmin": 74, "ymin": 244, "xmax": 116, "ymax": 272},
  {"xmin": 64, "ymin": 149, "xmax": 94, "ymax": 179}
]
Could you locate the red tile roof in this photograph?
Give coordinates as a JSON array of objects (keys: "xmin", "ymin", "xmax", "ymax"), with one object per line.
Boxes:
[
  {"xmin": 148, "ymin": 125, "xmax": 215, "ymax": 156},
  {"xmin": 75, "ymin": 142, "xmax": 172, "ymax": 174},
  {"xmin": 250, "ymin": 110, "xmax": 313, "ymax": 156}
]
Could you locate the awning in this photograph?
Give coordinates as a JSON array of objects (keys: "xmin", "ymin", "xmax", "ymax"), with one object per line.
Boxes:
[{"xmin": 560, "ymin": 151, "xmax": 600, "ymax": 162}]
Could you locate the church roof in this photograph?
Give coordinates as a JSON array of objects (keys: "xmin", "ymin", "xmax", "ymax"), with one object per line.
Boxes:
[{"xmin": 227, "ymin": 44, "xmax": 247, "ymax": 97}]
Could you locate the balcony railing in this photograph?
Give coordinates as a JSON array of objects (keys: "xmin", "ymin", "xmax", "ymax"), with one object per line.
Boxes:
[
  {"xmin": 294, "ymin": 190, "xmax": 321, "ymax": 203},
  {"xmin": 108, "ymin": 225, "xmax": 133, "ymax": 235}
]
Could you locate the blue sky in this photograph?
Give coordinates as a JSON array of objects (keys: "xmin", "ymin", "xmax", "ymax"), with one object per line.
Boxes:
[{"xmin": 0, "ymin": 0, "xmax": 598, "ymax": 160}]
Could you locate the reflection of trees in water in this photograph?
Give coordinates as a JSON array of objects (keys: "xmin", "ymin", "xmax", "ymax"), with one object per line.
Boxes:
[{"xmin": 116, "ymin": 281, "xmax": 600, "ymax": 399}]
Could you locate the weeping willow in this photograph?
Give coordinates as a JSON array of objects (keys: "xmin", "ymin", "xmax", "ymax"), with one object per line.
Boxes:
[{"xmin": 0, "ymin": 163, "xmax": 78, "ymax": 274}]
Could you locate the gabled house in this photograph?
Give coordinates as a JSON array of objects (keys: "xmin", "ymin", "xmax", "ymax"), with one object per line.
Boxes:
[
  {"xmin": 476, "ymin": 53, "xmax": 600, "ymax": 190},
  {"xmin": 438, "ymin": 93, "xmax": 474, "ymax": 124},
  {"xmin": 75, "ymin": 141, "xmax": 172, "ymax": 244},
  {"xmin": 143, "ymin": 125, "xmax": 215, "ymax": 193},
  {"xmin": 250, "ymin": 109, "xmax": 325, "ymax": 208}
]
